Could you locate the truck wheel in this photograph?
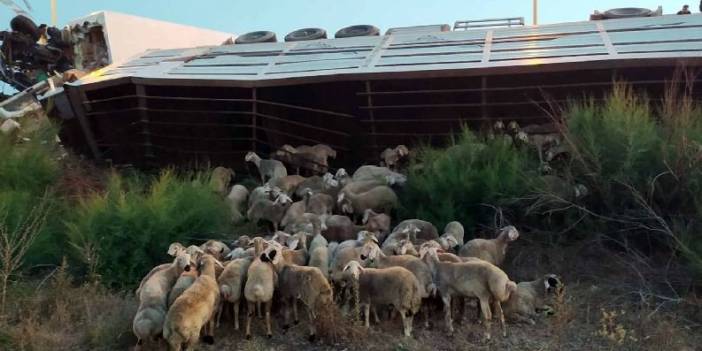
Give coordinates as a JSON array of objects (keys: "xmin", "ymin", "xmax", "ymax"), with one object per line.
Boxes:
[
  {"xmin": 10, "ymin": 15, "xmax": 39, "ymax": 40},
  {"xmin": 334, "ymin": 25, "xmax": 380, "ymax": 38},
  {"xmin": 603, "ymin": 8, "xmax": 652, "ymax": 19},
  {"xmin": 284, "ymin": 28, "xmax": 327, "ymax": 42},
  {"xmin": 235, "ymin": 31, "xmax": 277, "ymax": 44}
]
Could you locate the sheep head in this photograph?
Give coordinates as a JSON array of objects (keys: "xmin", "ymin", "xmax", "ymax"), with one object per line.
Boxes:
[
  {"xmin": 174, "ymin": 251, "xmax": 193, "ymax": 273},
  {"xmin": 402, "ymin": 223, "xmax": 421, "ymax": 241},
  {"xmin": 544, "ymin": 274, "xmax": 563, "ymax": 295},
  {"xmin": 356, "ymin": 230, "xmax": 378, "ymax": 245},
  {"xmin": 342, "ymin": 260, "xmax": 363, "ymax": 280},
  {"xmin": 395, "ymin": 239, "xmax": 415, "ymax": 256},
  {"xmin": 281, "ymin": 144, "xmax": 297, "ymax": 153},
  {"xmin": 574, "ymin": 184, "xmax": 588, "ymax": 198},
  {"xmin": 494, "ymin": 120, "xmax": 505, "ymax": 131},
  {"xmin": 516, "ymin": 131, "xmax": 529, "ymax": 143},
  {"xmin": 498, "ymin": 225, "xmax": 520, "ymax": 242},
  {"xmin": 359, "ymin": 241, "xmax": 381, "ymax": 262},
  {"xmin": 185, "ymin": 245, "xmax": 205, "ymax": 264},
  {"xmin": 395, "ymin": 145, "xmax": 409, "ymax": 157},
  {"xmin": 508, "ymin": 121, "xmax": 520, "ymax": 132},
  {"xmin": 362, "ymin": 209, "xmax": 377, "ymax": 224},
  {"xmin": 167, "ymin": 242, "xmax": 186, "ymax": 257},
  {"xmin": 337, "ymin": 192, "xmax": 353, "ymax": 214},
  {"xmin": 245, "ymin": 151, "xmax": 257, "ymax": 162},
  {"xmin": 418, "ymin": 241, "xmax": 442, "ymax": 259},
  {"xmin": 322, "ymin": 173, "xmax": 339, "ymax": 188},
  {"xmin": 438, "ymin": 234, "xmax": 460, "ymax": 252}
]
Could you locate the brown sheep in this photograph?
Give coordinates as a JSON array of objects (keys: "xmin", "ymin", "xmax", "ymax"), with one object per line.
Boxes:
[{"xmin": 458, "ymin": 225, "xmax": 520, "ymax": 266}]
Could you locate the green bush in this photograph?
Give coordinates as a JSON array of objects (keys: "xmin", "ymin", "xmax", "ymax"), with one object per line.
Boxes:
[
  {"xmin": 0, "ymin": 123, "xmax": 64, "ymax": 267},
  {"xmin": 399, "ymin": 128, "xmax": 539, "ymax": 233},
  {"xmin": 65, "ymin": 169, "xmax": 230, "ymax": 287}
]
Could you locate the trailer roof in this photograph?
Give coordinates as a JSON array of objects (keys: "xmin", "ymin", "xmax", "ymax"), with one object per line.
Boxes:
[{"xmin": 73, "ymin": 14, "xmax": 702, "ymax": 88}]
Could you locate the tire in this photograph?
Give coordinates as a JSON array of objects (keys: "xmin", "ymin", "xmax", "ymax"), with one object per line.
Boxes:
[
  {"xmin": 602, "ymin": 8, "xmax": 652, "ymax": 19},
  {"xmin": 284, "ymin": 28, "xmax": 327, "ymax": 42},
  {"xmin": 10, "ymin": 15, "xmax": 39, "ymax": 40},
  {"xmin": 334, "ymin": 25, "xmax": 380, "ymax": 38},
  {"xmin": 235, "ymin": 31, "xmax": 277, "ymax": 44}
]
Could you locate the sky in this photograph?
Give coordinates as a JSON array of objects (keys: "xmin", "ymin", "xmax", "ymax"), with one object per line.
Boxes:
[{"xmin": 0, "ymin": 0, "xmax": 694, "ymax": 37}]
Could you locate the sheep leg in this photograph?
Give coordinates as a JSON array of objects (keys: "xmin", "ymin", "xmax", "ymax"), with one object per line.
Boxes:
[
  {"xmin": 293, "ymin": 300, "xmax": 299, "ymax": 325},
  {"xmin": 479, "ymin": 297, "xmax": 493, "ymax": 340},
  {"xmin": 441, "ymin": 294, "xmax": 454, "ymax": 334},
  {"xmin": 372, "ymin": 306, "xmax": 381, "ymax": 323},
  {"xmin": 399, "ymin": 308, "xmax": 412, "ymax": 337},
  {"xmin": 245, "ymin": 301, "xmax": 254, "ymax": 339},
  {"xmin": 423, "ymin": 303, "xmax": 430, "ymax": 328},
  {"xmin": 234, "ymin": 300, "xmax": 240, "ymax": 330},
  {"xmin": 257, "ymin": 301, "xmax": 262, "ymax": 319},
  {"xmin": 493, "ymin": 300, "xmax": 507, "ymax": 337},
  {"xmin": 363, "ymin": 304, "xmax": 371, "ymax": 327},
  {"xmin": 216, "ymin": 301, "xmax": 223, "ymax": 328},
  {"xmin": 282, "ymin": 299, "xmax": 291, "ymax": 332},
  {"xmin": 307, "ymin": 307, "xmax": 317, "ymax": 342},
  {"xmin": 264, "ymin": 301, "xmax": 273, "ymax": 338}
]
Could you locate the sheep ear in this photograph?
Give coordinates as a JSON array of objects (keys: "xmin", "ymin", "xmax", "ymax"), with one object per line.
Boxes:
[
  {"xmin": 287, "ymin": 239, "xmax": 300, "ymax": 250},
  {"xmin": 268, "ymin": 249, "xmax": 277, "ymax": 261},
  {"xmin": 260, "ymin": 252, "xmax": 270, "ymax": 262}
]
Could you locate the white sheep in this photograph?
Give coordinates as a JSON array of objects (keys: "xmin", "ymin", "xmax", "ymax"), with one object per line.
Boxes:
[
  {"xmin": 280, "ymin": 188, "xmax": 312, "ymax": 229},
  {"xmin": 294, "ymin": 173, "xmax": 338, "ymax": 198},
  {"xmin": 352, "ymin": 165, "xmax": 407, "ymax": 185},
  {"xmin": 379, "ymin": 144, "xmax": 409, "ymax": 170},
  {"xmin": 342, "ymin": 261, "xmax": 422, "ymax": 337},
  {"xmin": 247, "ymin": 192, "xmax": 293, "ymax": 231},
  {"xmin": 217, "ymin": 257, "xmax": 253, "ymax": 330},
  {"xmin": 361, "ymin": 241, "xmax": 435, "ymax": 327},
  {"xmin": 393, "ymin": 219, "xmax": 439, "ymax": 243},
  {"xmin": 267, "ymin": 175, "xmax": 306, "ymax": 195},
  {"xmin": 210, "ymin": 167, "xmax": 235, "ymax": 196},
  {"xmin": 362, "ymin": 209, "xmax": 391, "ymax": 242},
  {"xmin": 442, "ymin": 221, "xmax": 465, "ymax": 245},
  {"xmin": 458, "ymin": 225, "xmax": 520, "ymax": 266},
  {"xmin": 277, "ymin": 264, "xmax": 334, "ymax": 341},
  {"xmin": 308, "ymin": 233, "xmax": 330, "ymax": 279},
  {"xmin": 163, "ymin": 254, "xmax": 223, "ymax": 350},
  {"xmin": 132, "ymin": 248, "xmax": 192, "ymax": 349},
  {"xmin": 244, "ymin": 237, "xmax": 279, "ymax": 339},
  {"xmin": 307, "ymin": 192, "xmax": 335, "ymax": 215},
  {"xmin": 245, "ymin": 151, "xmax": 287, "ymax": 184},
  {"xmin": 337, "ymin": 186, "xmax": 398, "ymax": 222},
  {"xmin": 226, "ymin": 184, "xmax": 249, "ymax": 224},
  {"xmin": 321, "ymin": 214, "xmax": 362, "ymax": 242},
  {"xmin": 422, "ymin": 247, "xmax": 517, "ymax": 339},
  {"xmin": 503, "ymin": 274, "xmax": 563, "ymax": 325}
]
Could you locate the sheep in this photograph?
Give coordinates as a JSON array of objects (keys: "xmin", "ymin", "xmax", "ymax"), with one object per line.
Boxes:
[
  {"xmin": 442, "ymin": 221, "xmax": 465, "ymax": 245},
  {"xmin": 308, "ymin": 233, "xmax": 330, "ymax": 279},
  {"xmin": 342, "ymin": 261, "xmax": 421, "ymax": 337},
  {"xmin": 362, "ymin": 209, "xmax": 391, "ymax": 242},
  {"xmin": 422, "ymin": 247, "xmax": 517, "ymax": 339},
  {"xmin": 321, "ymin": 214, "xmax": 363, "ymax": 242},
  {"xmin": 200, "ymin": 240, "xmax": 231, "ymax": 261},
  {"xmin": 277, "ymin": 264, "xmax": 334, "ymax": 341},
  {"xmin": 0, "ymin": 118, "xmax": 21, "ymax": 136},
  {"xmin": 163, "ymin": 254, "xmax": 222, "ymax": 351},
  {"xmin": 393, "ymin": 219, "xmax": 439, "ymax": 243},
  {"xmin": 379, "ymin": 144, "xmax": 409, "ymax": 170},
  {"xmin": 382, "ymin": 225, "xmax": 419, "ymax": 257},
  {"xmin": 352, "ymin": 165, "xmax": 407, "ymax": 186},
  {"xmin": 458, "ymin": 225, "xmax": 520, "ymax": 266},
  {"xmin": 341, "ymin": 178, "xmax": 393, "ymax": 194},
  {"xmin": 226, "ymin": 184, "xmax": 249, "ymax": 224},
  {"xmin": 338, "ymin": 186, "xmax": 398, "ymax": 222},
  {"xmin": 274, "ymin": 145, "xmax": 326, "ymax": 175},
  {"xmin": 210, "ymin": 167, "xmax": 235, "ymax": 196},
  {"xmin": 328, "ymin": 231, "xmax": 378, "ymax": 284},
  {"xmin": 307, "ymin": 192, "xmax": 334, "ymax": 215},
  {"xmin": 436, "ymin": 234, "xmax": 461, "ymax": 253},
  {"xmin": 217, "ymin": 258, "xmax": 253, "ymax": 330},
  {"xmin": 136, "ymin": 243, "xmax": 189, "ymax": 298},
  {"xmin": 539, "ymin": 175, "xmax": 588, "ymax": 203},
  {"xmin": 248, "ymin": 184, "xmax": 273, "ymax": 208},
  {"xmin": 280, "ymin": 188, "xmax": 312, "ymax": 229},
  {"xmin": 281, "ymin": 231, "xmax": 309, "ymax": 266},
  {"xmin": 245, "ymin": 151, "xmax": 287, "ymax": 184},
  {"xmin": 247, "ymin": 192, "xmax": 293, "ymax": 231},
  {"xmin": 244, "ymin": 237, "xmax": 279, "ymax": 339},
  {"xmin": 267, "ymin": 175, "xmax": 306, "ymax": 195},
  {"xmin": 167, "ymin": 267, "xmax": 199, "ymax": 308},
  {"xmin": 503, "ymin": 274, "xmax": 563, "ymax": 325},
  {"xmin": 294, "ymin": 173, "xmax": 338, "ymax": 198},
  {"xmin": 281, "ymin": 144, "xmax": 336, "ymax": 174},
  {"xmin": 360, "ymin": 241, "xmax": 436, "ymax": 327},
  {"xmin": 133, "ymin": 248, "xmax": 192, "ymax": 348}
]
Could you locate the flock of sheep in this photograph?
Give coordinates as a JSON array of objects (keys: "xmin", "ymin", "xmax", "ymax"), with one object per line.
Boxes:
[{"xmin": 132, "ymin": 122, "xmax": 567, "ymax": 351}]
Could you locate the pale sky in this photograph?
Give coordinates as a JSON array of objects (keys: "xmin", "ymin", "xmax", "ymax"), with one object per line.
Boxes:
[{"xmin": 0, "ymin": 1, "xmax": 694, "ymax": 37}]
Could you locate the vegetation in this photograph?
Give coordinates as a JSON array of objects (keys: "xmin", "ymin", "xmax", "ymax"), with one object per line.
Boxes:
[{"xmin": 1, "ymin": 80, "xmax": 701, "ymax": 350}]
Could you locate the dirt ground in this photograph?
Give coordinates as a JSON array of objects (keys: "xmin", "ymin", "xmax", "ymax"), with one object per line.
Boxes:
[{"xmin": 174, "ymin": 242, "xmax": 702, "ymax": 351}]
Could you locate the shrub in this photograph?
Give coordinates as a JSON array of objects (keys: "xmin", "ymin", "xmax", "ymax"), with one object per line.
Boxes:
[
  {"xmin": 399, "ymin": 128, "xmax": 539, "ymax": 233},
  {"xmin": 65, "ymin": 169, "xmax": 230, "ymax": 287}
]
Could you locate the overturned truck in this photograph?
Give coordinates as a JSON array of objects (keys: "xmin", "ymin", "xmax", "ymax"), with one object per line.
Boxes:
[{"xmin": 52, "ymin": 13, "xmax": 702, "ymax": 170}]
